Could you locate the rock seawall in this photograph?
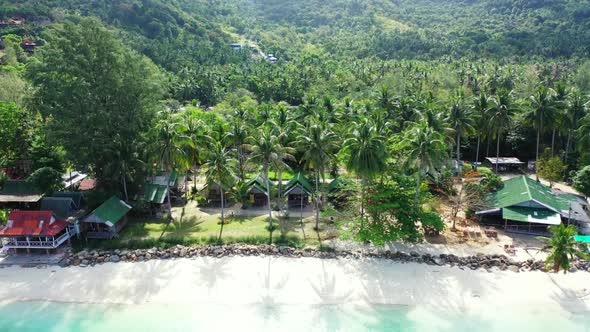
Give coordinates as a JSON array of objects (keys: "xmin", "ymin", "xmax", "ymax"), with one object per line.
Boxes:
[{"xmin": 61, "ymin": 244, "xmax": 590, "ymax": 273}]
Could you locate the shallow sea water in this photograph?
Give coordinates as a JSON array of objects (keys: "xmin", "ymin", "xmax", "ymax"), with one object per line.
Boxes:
[{"xmin": 0, "ymin": 301, "xmax": 588, "ymax": 332}]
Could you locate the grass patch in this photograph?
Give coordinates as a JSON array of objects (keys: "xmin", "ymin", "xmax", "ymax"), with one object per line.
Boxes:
[{"xmin": 74, "ymin": 213, "xmax": 336, "ymax": 251}]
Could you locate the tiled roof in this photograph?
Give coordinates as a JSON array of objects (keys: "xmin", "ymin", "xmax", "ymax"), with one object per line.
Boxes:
[{"xmin": 0, "ymin": 211, "xmax": 67, "ymax": 237}]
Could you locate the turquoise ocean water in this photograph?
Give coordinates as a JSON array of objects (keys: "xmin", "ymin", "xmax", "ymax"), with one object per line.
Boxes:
[{"xmin": 0, "ymin": 301, "xmax": 588, "ymax": 332}]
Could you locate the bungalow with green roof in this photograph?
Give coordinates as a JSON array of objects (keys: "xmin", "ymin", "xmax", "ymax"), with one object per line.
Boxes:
[
  {"xmin": 144, "ymin": 183, "xmax": 168, "ymax": 205},
  {"xmin": 40, "ymin": 197, "xmax": 78, "ymax": 219},
  {"xmin": 284, "ymin": 172, "xmax": 312, "ymax": 208},
  {"xmin": 202, "ymin": 182, "xmax": 230, "ymax": 206},
  {"xmin": 246, "ymin": 175, "xmax": 273, "ymax": 207},
  {"xmin": 0, "ymin": 180, "xmax": 43, "ymax": 206},
  {"xmin": 476, "ymin": 176, "xmax": 590, "ymax": 235},
  {"xmin": 51, "ymin": 192, "xmax": 84, "ymax": 210},
  {"xmin": 83, "ymin": 196, "xmax": 132, "ymax": 239}
]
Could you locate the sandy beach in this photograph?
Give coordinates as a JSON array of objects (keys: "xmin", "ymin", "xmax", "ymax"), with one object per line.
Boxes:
[{"xmin": 0, "ymin": 257, "xmax": 588, "ymax": 315}]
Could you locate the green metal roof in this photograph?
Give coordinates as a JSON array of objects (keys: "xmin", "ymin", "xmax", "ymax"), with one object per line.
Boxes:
[
  {"xmin": 487, "ymin": 176, "xmax": 573, "ymax": 213},
  {"xmin": 502, "ymin": 207, "xmax": 561, "ymax": 225},
  {"xmin": 40, "ymin": 197, "xmax": 77, "ymax": 219},
  {"xmin": 284, "ymin": 172, "xmax": 313, "ymax": 195},
  {"xmin": 51, "ymin": 192, "xmax": 83, "ymax": 209},
  {"xmin": 168, "ymin": 171, "xmax": 178, "ymax": 187},
  {"xmin": 247, "ymin": 175, "xmax": 272, "ymax": 194},
  {"xmin": 144, "ymin": 183, "xmax": 168, "ymax": 204},
  {"xmin": 0, "ymin": 180, "xmax": 43, "ymax": 202},
  {"xmin": 84, "ymin": 196, "xmax": 132, "ymax": 225}
]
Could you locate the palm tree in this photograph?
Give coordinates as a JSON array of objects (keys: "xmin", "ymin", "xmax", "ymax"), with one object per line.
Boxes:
[
  {"xmin": 247, "ymin": 128, "xmax": 293, "ymax": 230},
  {"xmin": 156, "ymin": 116, "xmax": 191, "ymax": 220},
  {"xmin": 227, "ymin": 120, "xmax": 249, "ymax": 181},
  {"xmin": 446, "ymin": 92, "xmax": 474, "ymax": 175},
  {"xmin": 564, "ymin": 91, "xmax": 587, "ymax": 164},
  {"xmin": 202, "ymin": 140, "xmax": 236, "ymax": 241},
  {"xmin": 296, "ymin": 123, "xmax": 339, "ymax": 229},
  {"xmin": 524, "ymin": 86, "xmax": 557, "ymax": 177},
  {"xmin": 472, "ymin": 93, "xmax": 492, "ymax": 169},
  {"xmin": 184, "ymin": 115, "xmax": 205, "ymax": 192},
  {"xmin": 551, "ymin": 83, "xmax": 570, "ymax": 156},
  {"xmin": 404, "ymin": 121, "xmax": 447, "ymax": 209},
  {"xmin": 342, "ymin": 119, "xmax": 387, "ymax": 220},
  {"xmin": 104, "ymin": 139, "xmax": 145, "ymax": 202},
  {"xmin": 489, "ymin": 91, "xmax": 517, "ymax": 173},
  {"xmin": 539, "ymin": 224, "xmax": 588, "ymax": 273}
]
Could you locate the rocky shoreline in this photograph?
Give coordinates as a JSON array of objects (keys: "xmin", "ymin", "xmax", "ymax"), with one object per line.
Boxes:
[{"xmin": 61, "ymin": 244, "xmax": 590, "ymax": 273}]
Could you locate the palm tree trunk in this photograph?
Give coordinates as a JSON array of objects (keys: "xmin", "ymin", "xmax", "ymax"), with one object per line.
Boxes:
[
  {"xmin": 551, "ymin": 128, "xmax": 556, "ymax": 157},
  {"xmin": 475, "ymin": 134, "xmax": 481, "ymax": 170},
  {"xmin": 265, "ymin": 165, "xmax": 273, "ymax": 230},
  {"xmin": 564, "ymin": 130, "xmax": 572, "ymax": 164},
  {"xmin": 414, "ymin": 172, "xmax": 421, "ymax": 210},
  {"xmin": 314, "ymin": 169, "xmax": 320, "ymax": 230},
  {"xmin": 320, "ymin": 167, "xmax": 327, "ymax": 206},
  {"xmin": 361, "ymin": 176, "xmax": 367, "ymax": 217},
  {"xmin": 219, "ymin": 184, "xmax": 225, "ymax": 242},
  {"xmin": 456, "ymin": 133, "xmax": 461, "ymax": 176},
  {"xmin": 485, "ymin": 135, "xmax": 490, "ymax": 157},
  {"xmin": 122, "ymin": 174, "xmax": 129, "ymax": 202},
  {"xmin": 277, "ymin": 167, "xmax": 283, "ymax": 212},
  {"xmin": 495, "ymin": 129, "xmax": 501, "ymax": 174},
  {"xmin": 536, "ymin": 127, "xmax": 541, "ymax": 181}
]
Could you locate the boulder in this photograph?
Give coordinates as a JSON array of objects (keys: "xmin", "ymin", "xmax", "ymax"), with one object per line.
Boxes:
[{"xmin": 110, "ymin": 255, "xmax": 120, "ymax": 263}]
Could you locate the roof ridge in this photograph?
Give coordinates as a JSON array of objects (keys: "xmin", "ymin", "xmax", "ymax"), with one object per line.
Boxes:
[{"xmin": 522, "ymin": 176, "xmax": 533, "ymax": 200}]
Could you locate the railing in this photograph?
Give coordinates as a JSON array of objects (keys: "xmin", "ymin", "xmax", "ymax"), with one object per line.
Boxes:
[{"xmin": 2, "ymin": 233, "xmax": 72, "ymax": 249}]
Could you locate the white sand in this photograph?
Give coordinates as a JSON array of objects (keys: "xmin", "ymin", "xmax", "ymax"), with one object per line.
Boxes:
[{"xmin": 0, "ymin": 257, "xmax": 588, "ymax": 319}]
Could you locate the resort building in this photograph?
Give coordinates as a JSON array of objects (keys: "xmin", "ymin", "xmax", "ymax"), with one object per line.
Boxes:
[
  {"xmin": 40, "ymin": 197, "xmax": 78, "ymax": 219},
  {"xmin": 476, "ymin": 176, "xmax": 590, "ymax": 235},
  {"xmin": 0, "ymin": 180, "xmax": 43, "ymax": 207},
  {"xmin": 246, "ymin": 175, "xmax": 273, "ymax": 207},
  {"xmin": 83, "ymin": 196, "xmax": 132, "ymax": 240},
  {"xmin": 0, "ymin": 210, "xmax": 75, "ymax": 252},
  {"xmin": 283, "ymin": 172, "xmax": 312, "ymax": 208},
  {"xmin": 62, "ymin": 171, "xmax": 89, "ymax": 190},
  {"xmin": 484, "ymin": 157, "xmax": 525, "ymax": 173},
  {"xmin": 202, "ymin": 182, "xmax": 229, "ymax": 206}
]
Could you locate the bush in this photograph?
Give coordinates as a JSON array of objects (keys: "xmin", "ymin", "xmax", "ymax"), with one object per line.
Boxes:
[
  {"xmin": 573, "ymin": 166, "xmax": 590, "ymax": 198},
  {"xmin": 27, "ymin": 167, "xmax": 63, "ymax": 194},
  {"xmin": 420, "ymin": 211, "xmax": 445, "ymax": 236}
]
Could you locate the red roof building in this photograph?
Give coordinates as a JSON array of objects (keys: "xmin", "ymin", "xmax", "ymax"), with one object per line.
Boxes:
[{"xmin": 0, "ymin": 211, "xmax": 73, "ymax": 250}]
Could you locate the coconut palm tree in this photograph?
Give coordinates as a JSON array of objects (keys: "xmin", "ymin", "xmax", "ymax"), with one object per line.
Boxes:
[
  {"xmin": 295, "ymin": 123, "xmax": 339, "ymax": 229},
  {"xmin": 404, "ymin": 121, "xmax": 447, "ymax": 209},
  {"xmin": 446, "ymin": 92, "xmax": 474, "ymax": 175},
  {"xmin": 524, "ymin": 86, "xmax": 557, "ymax": 177},
  {"xmin": 183, "ymin": 114, "xmax": 205, "ymax": 191},
  {"xmin": 342, "ymin": 119, "xmax": 387, "ymax": 220},
  {"xmin": 155, "ymin": 116, "xmax": 191, "ymax": 220},
  {"xmin": 202, "ymin": 140, "xmax": 236, "ymax": 241},
  {"xmin": 472, "ymin": 93, "xmax": 492, "ymax": 169},
  {"xmin": 564, "ymin": 91, "xmax": 587, "ymax": 164},
  {"xmin": 247, "ymin": 128, "xmax": 293, "ymax": 230},
  {"xmin": 227, "ymin": 119, "xmax": 249, "ymax": 181},
  {"xmin": 489, "ymin": 90, "xmax": 517, "ymax": 173},
  {"xmin": 539, "ymin": 224, "xmax": 588, "ymax": 273},
  {"xmin": 551, "ymin": 83, "xmax": 570, "ymax": 156},
  {"xmin": 104, "ymin": 139, "xmax": 145, "ymax": 202}
]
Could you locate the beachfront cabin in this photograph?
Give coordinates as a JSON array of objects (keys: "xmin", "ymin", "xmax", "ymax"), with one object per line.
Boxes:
[
  {"xmin": 284, "ymin": 172, "xmax": 312, "ymax": 209},
  {"xmin": 246, "ymin": 175, "xmax": 273, "ymax": 207},
  {"xmin": 484, "ymin": 157, "xmax": 525, "ymax": 173},
  {"xmin": 0, "ymin": 211, "xmax": 74, "ymax": 253},
  {"xmin": 40, "ymin": 198, "xmax": 77, "ymax": 219},
  {"xmin": 83, "ymin": 196, "xmax": 132, "ymax": 240},
  {"xmin": 51, "ymin": 192, "xmax": 84, "ymax": 210},
  {"xmin": 476, "ymin": 176, "xmax": 590, "ymax": 236},
  {"xmin": 149, "ymin": 171, "xmax": 184, "ymax": 196},
  {"xmin": 144, "ymin": 183, "xmax": 168, "ymax": 205},
  {"xmin": 62, "ymin": 171, "xmax": 88, "ymax": 190},
  {"xmin": 201, "ymin": 182, "xmax": 230, "ymax": 206},
  {"xmin": 0, "ymin": 180, "xmax": 43, "ymax": 209}
]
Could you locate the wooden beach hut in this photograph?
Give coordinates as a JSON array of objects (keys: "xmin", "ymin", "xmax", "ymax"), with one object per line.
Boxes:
[
  {"xmin": 246, "ymin": 175, "xmax": 273, "ymax": 207},
  {"xmin": 83, "ymin": 196, "xmax": 132, "ymax": 239},
  {"xmin": 284, "ymin": 172, "xmax": 312, "ymax": 208}
]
